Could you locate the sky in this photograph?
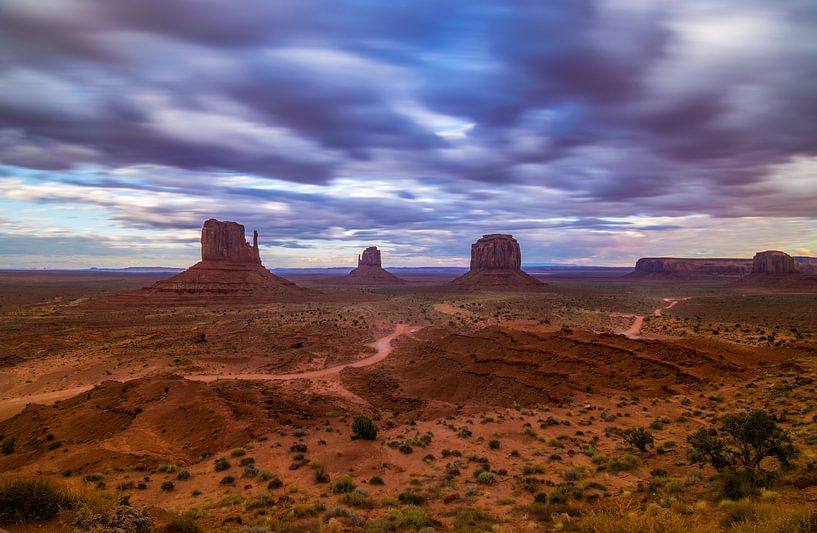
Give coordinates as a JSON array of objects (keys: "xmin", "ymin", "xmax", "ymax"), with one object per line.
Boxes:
[{"xmin": 1, "ymin": 0, "xmax": 816, "ymax": 268}]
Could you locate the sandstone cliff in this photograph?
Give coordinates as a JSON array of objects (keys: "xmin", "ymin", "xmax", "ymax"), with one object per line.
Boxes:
[
  {"xmin": 628, "ymin": 258, "xmax": 752, "ymax": 278},
  {"xmin": 733, "ymin": 250, "xmax": 817, "ymax": 292}
]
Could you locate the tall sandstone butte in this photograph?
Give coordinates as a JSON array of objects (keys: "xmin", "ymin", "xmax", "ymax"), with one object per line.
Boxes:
[
  {"xmin": 201, "ymin": 219, "xmax": 261, "ymax": 264},
  {"xmin": 147, "ymin": 219, "xmax": 305, "ymax": 297},
  {"xmin": 452, "ymin": 234, "xmax": 543, "ymax": 287},
  {"xmin": 341, "ymin": 246, "xmax": 406, "ymax": 284}
]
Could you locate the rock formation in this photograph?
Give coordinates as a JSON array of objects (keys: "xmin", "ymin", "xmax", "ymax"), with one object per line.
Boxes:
[
  {"xmin": 794, "ymin": 256, "xmax": 817, "ymax": 275},
  {"xmin": 733, "ymin": 250, "xmax": 817, "ymax": 292},
  {"xmin": 201, "ymin": 219, "xmax": 261, "ymax": 264},
  {"xmin": 451, "ymin": 234, "xmax": 543, "ymax": 287},
  {"xmin": 752, "ymin": 250, "xmax": 797, "ymax": 274},
  {"xmin": 340, "ymin": 246, "xmax": 406, "ymax": 285},
  {"xmin": 146, "ymin": 219, "xmax": 307, "ymax": 297},
  {"xmin": 628, "ymin": 258, "xmax": 752, "ymax": 278}
]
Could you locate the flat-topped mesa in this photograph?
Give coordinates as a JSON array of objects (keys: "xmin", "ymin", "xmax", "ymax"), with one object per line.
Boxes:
[
  {"xmin": 752, "ymin": 250, "xmax": 798, "ymax": 274},
  {"xmin": 452, "ymin": 234, "xmax": 543, "ymax": 287},
  {"xmin": 470, "ymin": 234, "xmax": 522, "ymax": 270},
  {"xmin": 629, "ymin": 257, "xmax": 752, "ymax": 278},
  {"xmin": 342, "ymin": 246, "xmax": 406, "ymax": 285},
  {"xmin": 358, "ymin": 246, "xmax": 382, "ymax": 268},
  {"xmin": 145, "ymin": 219, "xmax": 307, "ymax": 297},
  {"xmin": 201, "ymin": 219, "xmax": 260, "ymax": 264}
]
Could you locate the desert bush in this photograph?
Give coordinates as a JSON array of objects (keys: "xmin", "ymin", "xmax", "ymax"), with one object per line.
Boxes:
[
  {"xmin": 351, "ymin": 415, "xmax": 378, "ymax": 440},
  {"xmin": 214, "ymin": 457, "xmax": 231, "ymax": 472},
  {"xmin": 688, "ymin": 410, "xmax": 796, "ymax": 482},
  {"xmin": 621, "ymin": 427, "xmax": 655, "ymax": 452},
  {"xmin": 341, "ymin": 489, "xmax": 372, "ymax": 508},
  {"xmin": 331, "ymin": 475, "xmax": 356, "ymax": 494},
  {"xmin": 0, "ymin": 477, "xmax": 76, "ymax": 524},
  {"xmin": 450, "ymin": 507, "xmax": 496, "ymax": 532},
  {"xmin": 369, "ymin": 476, "xmax": 384, "ymax": 486},
  {"xmin": 70, "ymin": 504, "xmax": 152, "ymax": 533},
  {"xmin": 476, "ymin": 471, "xmax": 496, "ymax": 485},
  {"xmin": 364, "ymin": 506, "xmax": 430, "ymax": 531},
  {"xmin": 580, "ymin": 506, "xmax": 707, "ymax": 533},
  {"xmin": 0, "ymin": 436, "xmax": 15, "ymax": 455},
  {"xmin": 165, "ymin": 509, "xmax": 203, "ymax": 532},
  {"xmin": 398, "ymin": 491, "xmax": 426, "ymax": 505}
]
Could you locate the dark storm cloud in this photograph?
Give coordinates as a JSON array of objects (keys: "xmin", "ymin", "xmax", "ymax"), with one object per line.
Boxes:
[{"xmin": 1, "ymin": 0, "xmax": 816, "ymax": 249}]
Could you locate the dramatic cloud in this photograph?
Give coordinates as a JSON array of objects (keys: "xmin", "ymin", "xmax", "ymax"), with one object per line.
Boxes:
[{"xmin": 0, "ymin": 0, "xmax": 816, "ymax": 267}]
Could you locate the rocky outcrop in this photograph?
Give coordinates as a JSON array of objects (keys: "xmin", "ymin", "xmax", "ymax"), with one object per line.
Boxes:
[
  {"xmin": 452, "ymin": 234, "xmax": 543, "ymax": 287},
  {"xmin": 358, "ymin": 246, "xmax": 382, "ymax": 267},
  {"xmin": 470, "ymin": 234, "xmax": 522, "ymax": 270},
  {"xmin": 146, "ymin": 219, "xmax": 307, "ymax": 298},
  {"xmin": 733, "ymin": 251, "xmax": 817, "ymax": 292},
  {"xmin": 201, "ymin": 219, "xmax": 260, "ymax": 264},
  {"xmin": 752, "ymin": 250, "xmax": 798, "ymax": 274},
  {"xmin": 340, "ymin": 246, "xmax": 406, "ymax": 285},
  {"xmin": 628, "ymin": 258, "xmax": 752, "ymax": 278}
]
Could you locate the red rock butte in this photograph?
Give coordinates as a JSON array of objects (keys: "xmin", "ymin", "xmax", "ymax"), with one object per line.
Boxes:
[
  {"xmin": 627, "ymin": 257, "xmax": 753, "ymax": 278},
  {"xmin": 733, "ymin": 250, "xmax": 817, "ymax": 292},
  {"xmin": 146, "ymin": 219, "xmax": 306, "ymax": 296},
  {"xmin": 451, "ymin": 234, "xmax": 543, "ymax": 287},
  {"xmin": 340, "ymin": 246, "xmax": 406, "ymax": 285}
]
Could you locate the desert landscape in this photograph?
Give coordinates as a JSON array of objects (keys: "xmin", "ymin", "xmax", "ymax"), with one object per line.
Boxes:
[
  {"xmin": 2, "ymin": 221, "xmax": 817, "ymax": 532},
  {"xmin": 3, "ymin": 2, "xmax": 817, "ymax": 532}
]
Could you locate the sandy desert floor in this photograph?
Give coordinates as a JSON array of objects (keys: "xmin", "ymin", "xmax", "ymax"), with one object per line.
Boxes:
[{"xmin": 2, "ymin": 272, "xmax": 817, "ymax": 532}]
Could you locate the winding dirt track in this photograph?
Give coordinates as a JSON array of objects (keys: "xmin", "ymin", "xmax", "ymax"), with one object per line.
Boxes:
[
  {"xmin": 185, "ymin": 323, "xmax": 417, "ymax": 383},
  {"xmin": 0, "ymin": 324, "xmax": 418, "ymax": 420},
  {"xmin": 621, "ymin": 298, "xmax": 685, "ymax": 339}
]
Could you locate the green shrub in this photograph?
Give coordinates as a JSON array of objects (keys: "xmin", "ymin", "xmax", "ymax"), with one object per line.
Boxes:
[
  {"xmin": 621, "ymin": 427, "xmax": 654, "ymax": 452},
  {"xmin": 1, "ymin": 436, "xmax": 15, "ymax": 455},
  {"xmin": 351, "ymin": 415, "xmax": 378, "ymax": 440},
  {"xmin": 214, "ymin": 457, "xmax": 230, "ymax": 472}
]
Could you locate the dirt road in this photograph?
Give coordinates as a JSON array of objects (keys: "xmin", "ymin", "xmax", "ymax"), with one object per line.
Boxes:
[
  {"xmin": 621, "ymin": 298, "xmax": 684, "ymax": 339},
  {"xmin": 0, "ymin": 324, "xmax": 418, "ymax": 420}
]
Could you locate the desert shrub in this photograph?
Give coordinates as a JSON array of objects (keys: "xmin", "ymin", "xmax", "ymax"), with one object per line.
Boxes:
[
  {"xmin": 341, "ymin": 489, "xmax": 372, "ymax": 508},
  {"xmin": 717, "ymin": 471, "xmax": 758, "ymax": 501},
  {"xmin": 365, "ymin": 506, "xmax": 431, "ymax": 531},
  {"xmin": 488, "ymin": 439, "xmax": 500, "ymax": 450},
  {"xmin": 0, "ymin": 436, "xmax": 15, "ymax": 455},
  {"xmin": 369, "ymin": 476, "xmax": 385, "ymax": 486},
  {"xmin": 314, "ymin": 467, "xmax": 330, "ymax": 484},
  {"xmin": 246, "ymin": 495, "xmax": 274, "ymax": 510},
  {"xmin": 399, "ymin": 444, "xmax": 413, "ymax": 454},
  {"xmin": 230, "ymin": 448, "xmax": 246, "ymax": 457},
  {"xmin": 323, "ymin": 505, "xmax": 362, "ymax": 526},
  {"xmin": 267, "ymin": 477, "xmax": 283, "ymax": 490},
  {"xmin": 351, "ymin": 415, "xmax": 378, "ymax": 440},
  {"xmin": 290, "ymin": 443, "xmax": 307, "ymax": 453},
  {"xmin": 398, "ymin": 491, "xmax": 426, "ymax": 505},
  {"xmin": 0, "ymin": 477, "xmax": 76, "ymax": 524},
  {"xmin": 239, "ymin": 456, "xmax": 255, "ymax": 466},
  {"xmin": 722, "ymin": 502, "xmax": 817, "ymax": 533},
  {"xmin": 220, "ymin": 476, "xmax": 236, "ymax": 486},
  {"xmin": 450, "ymin": 507, "xmax": 496, "ymax": 532},
  {"xmin": 580, "ymin": 506, "xmax": 700, "ymax": 533},
  {"xmin": 621, "ymin": 427, "xmax": 655, "ymax": 452},
  {"xmin": 161, "ymin": 481, "xmax": 175, "ymax": 491},
  {"xmin": 214, "ymin": 457, "xmax": 230, "ymax": 472},
  {"xmin": 176, "ymin": 469, "xmax": 190, "ymax": 481},
  {"xmin": 688, "ymin": 410, "xmax": 796, "ymax": 482},
  {"xmin": 165, "ymin": 510, "xmax": 203, "ymax": 532},
  {"xmin": 70, "ymin": 504, "xmax": 152, "ymax": 533},
  {"xmin": 476, "ymin": 471, "xmax": 496, "ymax": 485},
  {"xmin": 331, "ymin": 475, "xmax": 356, "ymax": 494}
]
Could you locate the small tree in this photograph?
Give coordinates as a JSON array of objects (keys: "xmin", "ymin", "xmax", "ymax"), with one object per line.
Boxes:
[
  {"xmin": 351, "ymin": 415, "xmax": 377, "ymax": 441},
  {"xmin": 687, "ymin": 410, "xmax": 796, "ymax": 481},
  {"xmin": 622, "ymin": 427, "xmax": 654, "ymax": 453}
]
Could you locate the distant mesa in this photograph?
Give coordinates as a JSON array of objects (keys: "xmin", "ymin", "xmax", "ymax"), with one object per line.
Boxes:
[
  {"xmin": 146, "ymin": 219, "xmax": 307, "ymax": 296},
  {"xmin": 627, "ymin": 257, "xmax": 752, "ymax": 279},
  {"xmin": 733, "ymin": 250, "xmax": 817, "ymax": 292},
  {"xmin": 339, "ymin": 246, "xmax": 406, "ymax": 285},
  {"xmin": 451, "ymin": 234, "xmax": 544, "ymax": 287}
]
